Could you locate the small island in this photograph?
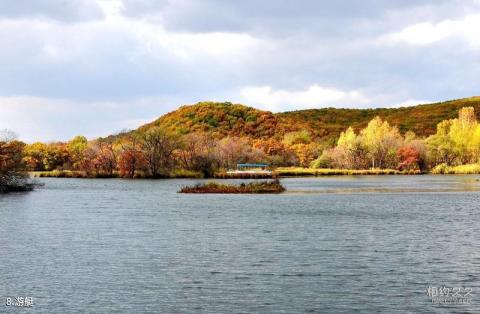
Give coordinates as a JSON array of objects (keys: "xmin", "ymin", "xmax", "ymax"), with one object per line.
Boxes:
[
  {"xmin": 179, "ymin": 179, "xmax": 285, "ymax": 194},
  {"xmin": 0, "ymin": 173, "xmax": 36, "ymax": 193}
]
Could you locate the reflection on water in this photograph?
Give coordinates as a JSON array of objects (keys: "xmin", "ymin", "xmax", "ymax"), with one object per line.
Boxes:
[{"xmin": 1, "ymin": 175, "xmax": 480, "ymax": 313}]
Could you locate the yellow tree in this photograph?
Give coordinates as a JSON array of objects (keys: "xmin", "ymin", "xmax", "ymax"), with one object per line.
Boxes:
[
  {"xmin": 67, "ymin": 135, "xmax": 88, "ymax": 170},
  {"xmin": 426, "ymin": 119, "xmax": 456, "ymax": 165},
  {"xmin": 335, "ymin": 127, "xmax": 367, "ymax": 169},
  {"xmin": 337, "ymin": 127, "xmax": 357, "ymax": 150},
  {"xmin": 360, "ymin": 116, "xmax": 403, "ymax": 168},
  {"xmin": 449, "ymin": 107, "xmax": 477, "ymax": 163},
  {"xmin": 282, "ymin": 130, "xmax": 316, "ymax": 166},
  {"xmin": 23, "ymin": 142, "xmax": 48, "ymax": 170},
  {"xmin": 470, "ymin": 125, "xmax": 480, "ymax": 161}
]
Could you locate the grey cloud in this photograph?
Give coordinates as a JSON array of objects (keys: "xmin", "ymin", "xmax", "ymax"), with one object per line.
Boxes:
[
  {"xmin": 0, "ymin": 0, "xmax": 104, "ymax": 22},
  {"xmin": 1, "ymin": 0, "xmax": 480, "ymax": 141},
  {"xmin": 121, "ymin": 0, "xmax": 477, "ymax": 38}
]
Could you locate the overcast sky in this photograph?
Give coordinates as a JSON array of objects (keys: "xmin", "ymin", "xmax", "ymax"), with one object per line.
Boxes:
[{"xmin": 1, "ymin": 0, "xmax": 480, "ymax": 142}]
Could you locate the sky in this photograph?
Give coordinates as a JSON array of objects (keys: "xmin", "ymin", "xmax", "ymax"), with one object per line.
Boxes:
[{"xmin": 1, "ymin": 0, "xmax": 480, "ymax": 142}]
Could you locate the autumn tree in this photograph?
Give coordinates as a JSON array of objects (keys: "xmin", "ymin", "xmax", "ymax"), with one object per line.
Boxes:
[
  {"xmin": 397, "ymin": 145, "xmax": 420, "ymax": 171},
  {"xmin": 215, "ymin": 137, "xmax": 266, "ymax": 170},
  {"xmin": 360, "ymin": 116, "xmax": 403, "ymax": 168},
  {"xmin": 67, "ymin": 135, "xmax": 88, "ymax": 170},
  {"xmin": 118, "ymin": 133, "xmax": 145, "ymax": 178},
  {"xmin": 283, "ymin": 130, "xmax": 311, "ymax": 146},
  {"xmin": 140, "ymin": 127, "xmax": 180, "ymax": 177},
  {"xmin": 469, "ymin": 124, "xmax": 480, "ymax": 161},
  {"xmin": 45, "ymin": 143, "xmax": 70, "ymax": 170},
  {"xmin": 23, "ymin": 142, "xmax": 48, "ymax": 171},
  {"xmin": 23, "ymin": 142, "xmax": 69, "ymax": 171},
  {"xmin": 426, "ymin": 120, "xmax": 456, "ymax": 166},
  {"xmin": 313, "ymin": 117, "xmax": 405, "ymax": 170},
  {"xmin": 252, "ymin": 138, "xmax": 296, "ymax": 166},
  {"xmin": 335, "ymin": 127, "xmax": 368, "ymax": 169},
  {"xmin": 426, "ymin": 107, "xmax": 479, "ymax": 166},
  {"xmin": 177, "ymin": 133, "xmax": 205, "ymax": 170},
  {"xmin": 282, "ymin": 130, "xmax": 320, "ymax": 167},
  {"xmin": 0, "ymin": 130, "xmax": 29, "ymax": 192},
  {"xmin": 0, "ymin": 131, "xmax": 24, "ymax": 172},
  {"xmin": 449, "ymin": 107, "xmax": 477, "ymax": 163},
  {"xmin": 177, "ymin": 133, "xmax": 218, "ymax": 176},
  {"xmin": 92, "ymin": 138, "xmax": 118, "ymax": 176}
]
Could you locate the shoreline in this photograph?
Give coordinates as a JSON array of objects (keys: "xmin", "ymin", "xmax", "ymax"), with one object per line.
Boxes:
[{"xmin": 29, "ymin": 168, "xmax": 480, "ymax": 179}]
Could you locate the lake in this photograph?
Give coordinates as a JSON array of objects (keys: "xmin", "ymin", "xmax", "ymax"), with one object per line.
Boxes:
[{"xmin": 1, "ymin": 176, "xmax": 480, "ymax": 313}]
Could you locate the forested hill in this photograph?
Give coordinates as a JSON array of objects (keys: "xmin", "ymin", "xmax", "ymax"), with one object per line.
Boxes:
[
  {"xmin": 137, "ymin": 97, "xmax": 480, "ymax": 142},
  {"xmin": 139, "ymin": 102, "xmax": 279, "ymax": 138}
]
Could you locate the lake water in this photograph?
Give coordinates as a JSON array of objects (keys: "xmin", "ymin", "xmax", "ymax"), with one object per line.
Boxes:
[{"xmin": 1, "ymin": 176, "xmax": 480, "ymax": 313}]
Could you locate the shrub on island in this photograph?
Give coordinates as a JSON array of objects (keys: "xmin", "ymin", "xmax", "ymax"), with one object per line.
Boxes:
[
  {"xmin": 0, "ymin": 172, "xmax": 38, "ymax": 193},
  {"xmin": 179, "ymin": 179, "xmax": 285, "ymax": 194}
]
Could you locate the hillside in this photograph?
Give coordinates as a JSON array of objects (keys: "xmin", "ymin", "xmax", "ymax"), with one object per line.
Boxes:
[
  {"xmin": 139, "ymin": 101, "xmax": 279, "ymax": 139},
  {"xmin": 276, "ymin": 97, "xmax": 480, "ymax": 140},
  {"xmin": 136, "ymin": 97, "xmax": 480, "ymax": 143}
]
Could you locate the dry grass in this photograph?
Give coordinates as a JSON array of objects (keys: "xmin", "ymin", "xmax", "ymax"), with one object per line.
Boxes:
[
  {"xmin": 34, "ymin": 170, "xmax": 111, "ymax": 178},
  {"xmin": 431, "ymin": 163, "xmax": 480, "ymax": 174},
  {"xmin": 275, "ymin": 167, "xmax": 420, "ymax": 176},
  {"xmin": 33, "ymin": 169, "xmax": 204, "ymax": 179}
]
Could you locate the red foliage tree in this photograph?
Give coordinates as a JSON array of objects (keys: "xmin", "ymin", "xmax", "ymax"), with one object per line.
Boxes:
[
  {"xmin": 397, "ymin": 145, "xmax": 420, "ymax": 171},
  {"xmin": 118, "ymin": 135, "xmax": 145, "ymax": 178}
]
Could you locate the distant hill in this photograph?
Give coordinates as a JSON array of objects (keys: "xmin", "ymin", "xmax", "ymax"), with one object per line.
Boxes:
[{"xmin": 135, "ymin": 96, "xmax": 480, "ymax": 143}]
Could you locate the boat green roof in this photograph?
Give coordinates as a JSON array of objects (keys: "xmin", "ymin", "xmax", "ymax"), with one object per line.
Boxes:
[{"xmin": 236, "ymin": 163, "xmax": 269, "ymax": 167}]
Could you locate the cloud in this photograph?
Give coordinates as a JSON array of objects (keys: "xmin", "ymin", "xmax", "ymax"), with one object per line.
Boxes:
[
  {"xmin": 0, "ymin": 6, "xmax": 265, "ymax": 102},
  {"xmin": 0, "ymin": 95, "xmax": 182, "ymax": 142},
  {"xmin": 0, "ymin": 0, "xmax": 480, "ymax": 141},
  {"xmin": 382, "ymin": 13, "xmax": 480, "ymax": 47},
  {"xmin": 238, "ymin": 86, "xmax": 439, "ymax": 112},
  {"xmin": 0, "ymin": 0, "xmax": 104, "ymax": 22},
  {"xmin": 240, "ymin": 85, "xmax": 371, "ymax": 111},
  {"xmin": 392, "ymin": 99, "xmax": 432, "ymax": 108},
  {"xmin": 120, "ymin": 0, "xmax": 466, "ymax": 37}
]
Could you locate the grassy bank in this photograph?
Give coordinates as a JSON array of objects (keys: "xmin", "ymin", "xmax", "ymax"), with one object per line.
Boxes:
[
  {"xmin": 32, "ymin": 168, "xmax": 425, "ymax": 179},
  {"xmin": 32, "ymin": 169, "xmax": 204, "ymax": 179},
  {"xmin": 179, "ymin": 179, "xmax": 285, "ymax": 194},
  {"xmin": 275, "ymin": 167, "xmax": 421, "ymax": 176},
  {"xmin": 168, "ymin": 169, "xmax": 204, "ymax": 178},
  {"xmin": 431, "ymin": 163, "xmax": 480, "ymax": 174},
  {"xmin": 33, "ymin": 170, "xmax": 110, "ymax": 178}
]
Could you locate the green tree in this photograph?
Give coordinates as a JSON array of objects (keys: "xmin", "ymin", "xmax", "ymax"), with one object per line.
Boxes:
[{"xmin": 67, "ymin": 135, "xmax": 88, "ymax": 170}]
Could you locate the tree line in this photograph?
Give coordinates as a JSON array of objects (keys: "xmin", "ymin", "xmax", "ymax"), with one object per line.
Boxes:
[
  {"xmin": 2, "ymin": 106, "xmax": 480, "ymax": 179},
  {"xmin": 312, "ymin": 107, "xmax": 480, "ymax": 172},
  {"xmin": 19, "ymin": 128, "xmax": 310, "ymax": 178}
]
